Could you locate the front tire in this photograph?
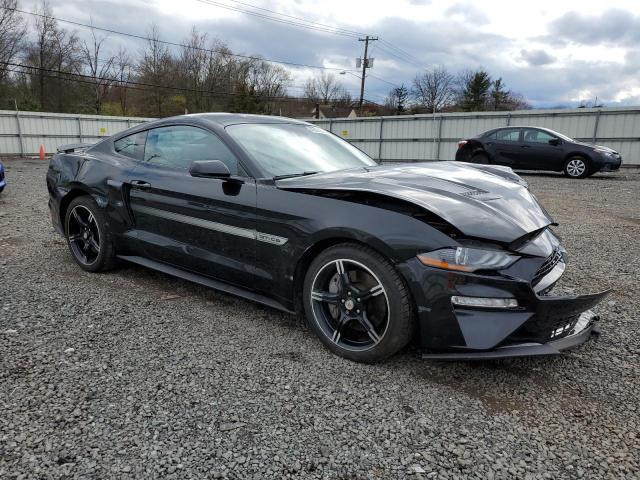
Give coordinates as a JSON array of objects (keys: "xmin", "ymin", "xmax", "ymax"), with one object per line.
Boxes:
[
  {"xmin": 303, "ymin": 243, "xmax": 414, "ymax": 363},
  {"xmin": 64, "ymin": 196, "xmax": 117, "ymax": 272},
  {"xmin": 564, "ymin": 156, "xmax": 589, "ymax": 178}
]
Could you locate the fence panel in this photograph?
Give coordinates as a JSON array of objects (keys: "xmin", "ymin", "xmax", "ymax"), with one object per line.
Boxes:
[
  {"xmin": 310, "ymin": 107, "xmax": 640, "ymax": 165},
  {"xmin": 0, "ymin": 110, "xmax": 152, "ymax": 156},
  {"xmin": 1, "ymin": 108, "xmax": 637, "ymax": 166}
]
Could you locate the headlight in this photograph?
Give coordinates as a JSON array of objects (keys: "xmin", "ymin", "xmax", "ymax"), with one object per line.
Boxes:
[
  {"xmin": 594, "ymin": 147, "xmax": 614, "ymax": 157},
  {"xmin": 417, "ymin": 247, "xmax": 519, "ymax": 272}
]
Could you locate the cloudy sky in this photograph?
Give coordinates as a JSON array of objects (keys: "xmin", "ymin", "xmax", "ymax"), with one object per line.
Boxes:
[{"xmin": 22, "ymin": 0, "xmax": 640, "ymax": 107}]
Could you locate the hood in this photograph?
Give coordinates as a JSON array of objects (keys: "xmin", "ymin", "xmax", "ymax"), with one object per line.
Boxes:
[
  {"xmin": 276, "ymin": 161, "xmax": 554, "ymax": 244},
  {"xmin": 574, "ymin": 141, "xmax": 618, "ymax": 154}
]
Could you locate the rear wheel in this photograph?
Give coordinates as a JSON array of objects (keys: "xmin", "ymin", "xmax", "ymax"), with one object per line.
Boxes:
[
  {"xmin": 472, "ymin": 152, "xmax": 489, "ymax": 164},
  {"xmin": 303, "ymin": 243, "xmax": 414, "ymax": 363},
  {"xmin": 64, "ymin": 196, "xmax": 116, "ymax": 272},
  {"xmin": 564, "ymin": 156, "xmax": 589, "ymax": 178}
]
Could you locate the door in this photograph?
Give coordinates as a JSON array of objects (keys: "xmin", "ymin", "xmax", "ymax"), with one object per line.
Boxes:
[
  {"xmin": 518, "ymin": 128, "xmax": 564, "ymax": 170},
  {"xmin": 127, "ymin": 124, "xmax": 257, "ymax": 287},
  {"xmin": 484, "ymin": 128, "xmax": 522, "ymax": 166}
]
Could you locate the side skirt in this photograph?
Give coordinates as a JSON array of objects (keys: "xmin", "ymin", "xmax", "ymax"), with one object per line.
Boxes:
[{"xmin": 117, "ymin": 255, "xmax": 295, "ymax": 314}]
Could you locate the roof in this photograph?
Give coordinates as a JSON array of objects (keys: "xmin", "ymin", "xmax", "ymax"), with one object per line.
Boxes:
[{"xmin": 157, "ymin": 113, "xmax": 310, "ymax": 128}]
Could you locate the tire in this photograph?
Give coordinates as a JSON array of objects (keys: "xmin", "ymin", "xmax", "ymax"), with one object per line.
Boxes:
[
  {"xmin": 563, "ymin": 156, "xmax": 589, "ymax": 178},
  {"xmin": 64, "ymin": 195, "xmax": 117, "ymax": 272},
  {"xmin": 472, "ymin": 152, "xmax": 489, "ymax": 164},
  {"xmin": 303, "ymin": 243, "xmax": 414, "ymax": 363}
]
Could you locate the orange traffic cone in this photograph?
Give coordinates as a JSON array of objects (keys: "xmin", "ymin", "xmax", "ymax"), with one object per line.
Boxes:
[{"xmin": 39, "ymin": 144, "xmax": 45, "ymax": 160}]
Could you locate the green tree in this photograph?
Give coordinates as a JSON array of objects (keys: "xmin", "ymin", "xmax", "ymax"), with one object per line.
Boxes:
[
  {"xmin": 460, "ymin": 70, "xmax": 491, "ymax": 111},
  {"xmin": 489, "ymin": 78, "xmax": 509, "ymax": 111}
]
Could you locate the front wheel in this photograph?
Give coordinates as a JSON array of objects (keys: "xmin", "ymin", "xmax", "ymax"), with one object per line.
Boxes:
[
  {"xmin": 303, "ymin": 243, "xmax": 414, "ymax": 363},
  {"xmin": 564, "ymin": 156, "xmax": 589, "ymax": 178}
]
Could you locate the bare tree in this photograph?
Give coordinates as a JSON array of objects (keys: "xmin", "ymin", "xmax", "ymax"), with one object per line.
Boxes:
[
  {"xmin": 304, "ymin": 72, "xmax": 347, "ymax": 104},
  {"xmin": 137, "ymin": 24, "xmax": 174, "ymax": 116},
  {"xmin": 113, "ymin": 45, "xmax": 132, "ymax": 114},
  {"xmin": 81, "ymin": 25, "xmax": 115, "ymax": 114},
  {"xmin": 0, "ymin": 0, "xmax": 26, "ymax": 86},
  {"xmin": 412, "ymin": 65, "xmax": 455, "ymax": 113},
  {"xmin": 178, "ymin": 27, "xmax": 211, "ymax": 112},
  {"xmin": 26, "ymin": 1, "xmax": 80, "ymax": 111}
]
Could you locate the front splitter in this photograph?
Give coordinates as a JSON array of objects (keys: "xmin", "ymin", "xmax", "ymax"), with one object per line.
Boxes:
[{"xmin": 421, "ymin": 310, "xmax": 600, "ymax": 361}]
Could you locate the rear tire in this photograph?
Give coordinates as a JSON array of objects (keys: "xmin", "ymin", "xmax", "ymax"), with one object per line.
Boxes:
[
  {"xmin": 472, "ymin": 152, "xmax": 489, "ymax": 164},
  {"xmin": 64, "ymin": 196, "xmax": 117, "ymax": 272},
  {"xmin": 563, "ymin": 156, "xmax": 589, "ymax": 178},
  {"xmin": 303, "ymin": 243, "xmax": 414, "ymax": 363}
]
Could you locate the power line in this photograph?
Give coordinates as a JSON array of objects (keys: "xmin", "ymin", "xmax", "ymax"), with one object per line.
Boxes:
[
  {"xmin": 191, "ymin": 1, "xmax": 412, "ymax": 84},
  {"xmin": 213, "ymin": 0, "xmax": 368, "ymax": 37},
  {"xmin": 2, "ymin": 61, "xmax": 381, "ymax": 106},
  {"xmin": 2, "ymin": 4, "xmax": 403, "ymax": 100},
  {"xmin": 1, "ymin": 6, "xmax": 357, "ymax": 73},
  {"xmin": 195, "ymin": 0, "xmax": 359, "ymax": 38},
  {"xmin": 206, "ymin": 0, "xmax": 425, "ymax": 71},
  {"xmin": 378, "ymin": 39, "xmax": 425, "ymax": 67}
]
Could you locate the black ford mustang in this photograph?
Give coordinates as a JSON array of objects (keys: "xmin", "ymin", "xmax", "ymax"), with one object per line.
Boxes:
[{"xmin": 47, "ymin": 114, "xmax": 608, "ymax": 363}]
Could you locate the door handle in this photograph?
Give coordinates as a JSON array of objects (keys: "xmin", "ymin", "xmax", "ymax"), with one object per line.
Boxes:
[
  {"xmin": 131, "ymin": 180, "xmax": 151, "ymax": 189},
  {"xmin": 521, "ymin": 145, "xmax": 531, "ymax": 148}
]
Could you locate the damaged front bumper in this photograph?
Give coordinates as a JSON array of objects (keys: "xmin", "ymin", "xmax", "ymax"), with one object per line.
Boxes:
[
  {"xmin": 422, "ymin": 308, "xmax": 601, "ymax": 360},
  {"xmin": 398, "ymin": 254, "xmax": 610, "ymax": 360}
]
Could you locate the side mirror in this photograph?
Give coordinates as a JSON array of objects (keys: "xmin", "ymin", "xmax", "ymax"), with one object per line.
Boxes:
[
  {"xmin": 189, "ymin": 160, "xmax": 231, "ymax": 179},
  {"xmin": 548, "ymin": 138, "xmax": 561, "ymax": 146}
]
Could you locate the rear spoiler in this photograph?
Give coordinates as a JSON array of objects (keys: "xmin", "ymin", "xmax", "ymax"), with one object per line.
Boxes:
[{"xmin": 57, "ymin": 143, "xmax": 94, "ymax": 154}]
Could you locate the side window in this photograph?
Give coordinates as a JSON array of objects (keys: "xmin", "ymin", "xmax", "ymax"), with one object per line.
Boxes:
[
  {"xmin": 495, "ymin": 128, "xmax": 521, "ymax": 142},
  {"xmin": 114, "ymin": 131, "xmax": 147, "ymax": 160},
  {"xmin": 523, "ymin": 129, "xmax": 556, "ymax": 144},
  {"xmin": 484, "ymin": 131, "xmax": 497, "ymax": 140},
  {"xmin": 144, "ymin": 125, "xmax": 239, "ymax": 174}
]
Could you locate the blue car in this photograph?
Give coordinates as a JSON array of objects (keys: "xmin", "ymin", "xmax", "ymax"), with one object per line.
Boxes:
[{"xmin": 0, "ymin": 161, "xmax": 5, "ymax": 193}]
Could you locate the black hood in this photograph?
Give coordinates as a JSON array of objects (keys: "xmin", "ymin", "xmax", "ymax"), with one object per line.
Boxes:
[{"xmin": 276, "ymin": 161, "xmax": 553, "ymax": 244}]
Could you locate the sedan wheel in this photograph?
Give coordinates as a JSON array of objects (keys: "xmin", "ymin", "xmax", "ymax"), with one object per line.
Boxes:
[
  {"xmin": 564, "ymin": 157, "xmax": 588, "ymax": 178},
  {"xmin": 303, "ymin": 243, "xmax": 414, "ymax": 363}
]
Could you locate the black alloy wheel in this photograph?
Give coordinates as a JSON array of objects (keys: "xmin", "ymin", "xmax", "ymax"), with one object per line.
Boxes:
[
  {"xmin": 67, "ymin": 204, "xmax": 101, "ymax": 266},
  {"xmin": 303, "ymin": 244, "xmax": 414, "ymax": 363},
  {"xmin": 64, "ymin": 196, "xmax": 117, "ymax": 272},
  {"xmin": 310, "ymin": 258, "xmax": 389, "ymax": 350}
]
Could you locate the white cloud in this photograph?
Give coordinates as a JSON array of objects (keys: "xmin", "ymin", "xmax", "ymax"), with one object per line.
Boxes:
[{"xmin": 28, "ymin": 0, "xmax": 640, "ymax": 107}]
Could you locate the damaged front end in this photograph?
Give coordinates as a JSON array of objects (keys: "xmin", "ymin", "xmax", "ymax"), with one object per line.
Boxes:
[{"xmin": 398, "ymin": 228, "xmax": 609, "ymax": 360}]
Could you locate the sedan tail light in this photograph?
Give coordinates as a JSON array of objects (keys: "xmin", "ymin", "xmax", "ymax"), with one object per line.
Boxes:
[{"xmin": 457, "ymin": 140, "xmax": 468, "ymax": 149}]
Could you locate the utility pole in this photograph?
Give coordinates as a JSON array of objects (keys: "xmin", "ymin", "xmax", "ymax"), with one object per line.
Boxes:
[{"xmin": 358, "ymin": 35, "xmax": 378, "ymax": 115}]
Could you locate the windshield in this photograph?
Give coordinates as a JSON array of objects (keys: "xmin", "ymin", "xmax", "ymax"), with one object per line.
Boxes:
[{"xmin": 226, "ymin": 123, "xmax": 377, "ymax": 177}]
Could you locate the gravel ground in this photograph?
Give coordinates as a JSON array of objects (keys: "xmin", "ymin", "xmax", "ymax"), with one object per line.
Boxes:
[{"xmin": 1, "ymin": 158, "xmax": 639, "ymax": 479}]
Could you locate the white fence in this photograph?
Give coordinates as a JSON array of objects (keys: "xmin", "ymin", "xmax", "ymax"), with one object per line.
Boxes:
[
  {"xmin": 0, "ymin": 110, "xmax": 152, "ymax": 156},
  {"xmin": 0, "ymin": 107, "xmax": 638, "ymax": 165},
  {"xmin": 308, "ymin": 107, "xmax": 640, "ymax": 166}
]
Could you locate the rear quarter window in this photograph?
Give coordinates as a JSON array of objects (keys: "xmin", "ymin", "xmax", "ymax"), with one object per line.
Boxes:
[{"xmin": 114, "ymin": 131, "xmax": 147, "ymax": 160}]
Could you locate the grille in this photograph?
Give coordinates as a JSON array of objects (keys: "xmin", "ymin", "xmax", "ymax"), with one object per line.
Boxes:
[
  {"xmin": 532, "ymin": 248, "xmax": 562, "ymax": 286},
  {"xmin": 507, "ymin": 313, "xmax": 579, "ymax": 344}
]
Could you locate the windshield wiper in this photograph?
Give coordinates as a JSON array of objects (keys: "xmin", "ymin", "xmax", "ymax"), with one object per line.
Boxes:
[{"xmin": 272, "ymin": 171, "xmax": 319, "ymax": 180}]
